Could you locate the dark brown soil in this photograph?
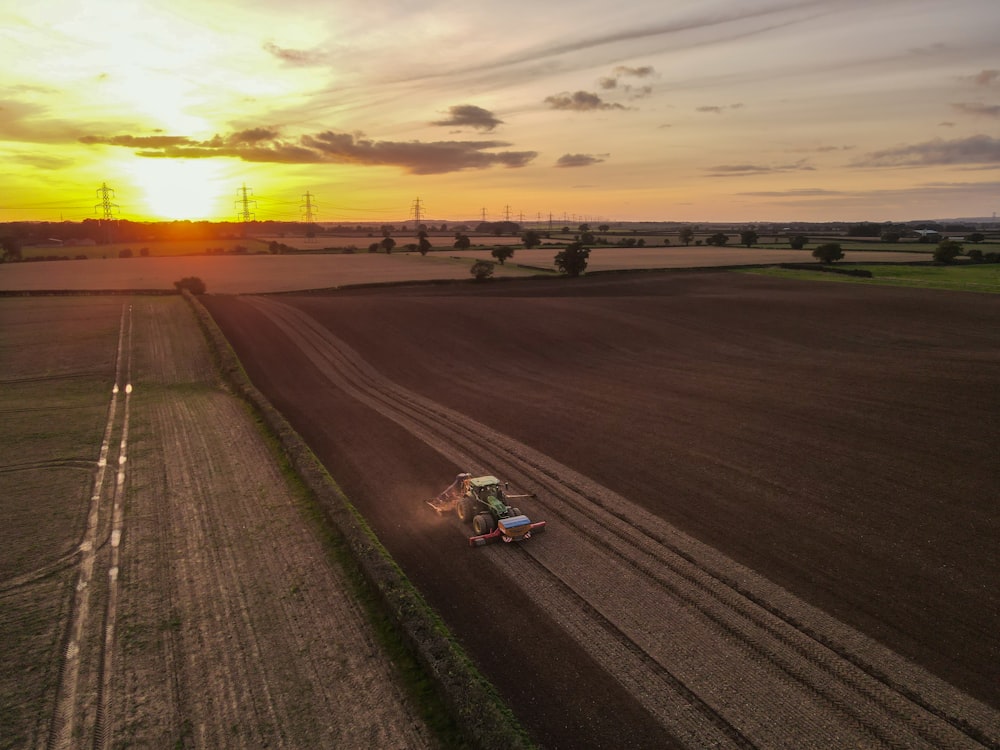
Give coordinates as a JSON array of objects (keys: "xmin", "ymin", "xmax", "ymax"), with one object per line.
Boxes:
[{"xmin": 203, "ymin": 271, "xmax": 1000, "ymax": 749}]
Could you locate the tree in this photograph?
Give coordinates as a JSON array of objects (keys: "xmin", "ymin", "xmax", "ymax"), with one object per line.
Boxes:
[
  {"xmin": 578, "ymin": 223, "xmax": 590, "ymax": 232},
  {"xmin": 454, "ymin": 234, "xmax": 471, "ymax": 250},
  {"xmin": 706, "ymin": 232, "xmax": 729, "ymax": 246},
  {"xmin": 966, "ymin": 232, "xmax": 985, "ymax": 243},
  {"xmin": 368, "ymin": 242, "xmax": 380, "ymax": 253},
  {"xmin": 470, "ymin": 259, "xmax": 494, "ymax": 280},
  {"xmin": 678, "ymin": 227, "xmax": 695, "ymax": 246},
  {"xmin": 380, "ymin": 236, "xmax": 396, "ymax": 254},
  {"xmin": 933, "ymin": 240, "xmax": 962, "ymax": 264},
  {"xmin": 739, "ymin": 230, "xmax": 759, "ymax": 248},
  {"xmin": 491, "ymin": 246, "xmax": 514, "ymax": 265},
  {"xmin": 522, "ymin": 229, "xmax": 542, "ymax": 248},
  {"xmin": 580, "ymin": 231, "xmax": 596, "ymax": 245},
  {"xmin": 880, "ymin": 232, "xmax": 902, "ymax": 243},
  {"xmin": 967, "ymin": 248, "xmax": 984, "ymax": 263},
  {"xmin": 2, "ymin": 237, "xmax": 22, "ymax": 262},
  {"xmin": 417, "ymin": 229, "xmax": 428, "ymax": 240},
  {"xmin": 598, "ymin": 224, "xmax": 609, "ymax": 233},
  {"xmin": 174, "ymin": 276, "xmax": 206, "ymax": 295},
  {"xmin": 418, "ymin": 237, "xmax": 432, "ymax": 255},
  {"xmin": 789, "ymin": 235, "xmax": 808, "ymax": 250},
  {"xmin": 554, "ymin": 241, "xmax": 590, "ymax": 277},
  {"xmin": 812, "ymin": 243, "xmax": 844, "ymax": 263}
]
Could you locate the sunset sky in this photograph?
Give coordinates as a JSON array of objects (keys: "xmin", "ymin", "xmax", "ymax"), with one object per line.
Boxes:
[{"xmin": 2, "ymin": 0, "xmax": 998, "ymax": 224}]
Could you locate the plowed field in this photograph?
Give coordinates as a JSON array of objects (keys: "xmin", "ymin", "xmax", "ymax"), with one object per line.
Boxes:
[{"xmin": 204, "ymin": 271, "xmax": 1000, "ymax": 750}]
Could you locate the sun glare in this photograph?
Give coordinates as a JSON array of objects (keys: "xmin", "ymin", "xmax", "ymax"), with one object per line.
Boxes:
[{"xmin": 123, "ymin": 158, "xmax": 232, "ymax": 221}]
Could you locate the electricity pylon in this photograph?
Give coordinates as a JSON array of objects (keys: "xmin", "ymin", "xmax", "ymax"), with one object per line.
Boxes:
[
  {"xmin": 94, "ymin": 183, "xmax": 119, "ymax": 244},
  {"xmin": 301, "ymin": 191, "xmax": 317, "ymax": 222},
  {"xmin": 410, "ymin": 197, "xmax": 424, "ymax": 226},
  {"xmin": 235, "ymin": 184, "xmax": 256, "ymax": 222}
]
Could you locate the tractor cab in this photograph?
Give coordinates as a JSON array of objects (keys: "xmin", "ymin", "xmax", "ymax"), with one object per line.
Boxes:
[{"xmin": 468, "ymin": 475, "xmax": 509, "ymax": 517}]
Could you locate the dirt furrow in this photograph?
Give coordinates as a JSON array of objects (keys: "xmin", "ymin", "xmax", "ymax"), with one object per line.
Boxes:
[{"xmin": 244, "ymin": 294, "xmax": 1000, "ymax": 749}]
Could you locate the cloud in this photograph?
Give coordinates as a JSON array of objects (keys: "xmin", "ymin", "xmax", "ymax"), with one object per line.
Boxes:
[
  {"xmin": 431, "ymin": 104, "xmax": 503, "ymax": 131},
  {"xmin": 79, "ymin": 128, "xmax": 537, "ymax": 174},
  {"xmin": 545, "ymin": 91, "xmax": 626, "ymax": 111},
  {"xmin": 737, "ymin": 188, "xmax": 843, "ymax": 197},
  {"xmin": 263, "ymin": 41, "xmax": 325, "ymax": 66},
  {"xmin": 787, "ymin": 144, "xmax": 854, "ymax": 153},
  {"xmin": 599, "ymin": 65, "xmax": 656, "ymax": 96},
  {"xmin": 555, "ymin": 153, "xmax": 606, "ymax": 168},
  {"xmin": 970, "ymin": 69, "xmax": 1000, "ymax": 87},
  {"xmin": 613, "ymin": 65, "xmax": 655, "ymax": 78},
  {"xmin": 706, "ymin": 160, "xmax": 814, "ymax": 177},
  {"xmin": 852, "ymin": 135, "xmax": 1000, "ymax": 167},
  {"xmin": 696, "ymin": 103, "xmax": 744, "ymax": 114},
  {"xmin": 951, "ymin": 102, "xmax": 1000, "ymax": 118},
  {"xmin": 302, "ymin": 131, "xmax": 536, "ymax": 173}
]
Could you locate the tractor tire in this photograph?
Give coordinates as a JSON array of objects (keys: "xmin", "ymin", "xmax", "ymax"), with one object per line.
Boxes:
[
  {"xmin": 510, "ymin": 507, "xmax": 521, "ymax": 517},
  {"xmin": 473, "ymin": 513, "xmax": 496, "ymax": 536},
  {"xmin": 456, "ymin": 497, "xmax": 474, "ymax": 523}
]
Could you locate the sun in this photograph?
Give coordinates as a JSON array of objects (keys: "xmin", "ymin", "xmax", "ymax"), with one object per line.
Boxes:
[{"xmin": 122, "ymin": 158, "xmax": 233, "ymax": 221}]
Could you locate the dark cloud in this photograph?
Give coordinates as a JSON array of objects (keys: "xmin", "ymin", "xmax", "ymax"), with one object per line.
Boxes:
[
  {"xmin": 706, "ymin": 160, "xmax": 814, "ymax": 176},
  {"xmin": 263, "ymin": 41, "xmax": 325, "ymax": 66},
  {"xmin": 951, "ymin": 102, "xmax": 1000, "ymax": 118},
  {"xmin": 555, "ymin": 153, "xmax": 606, "ymax": 168},
  {"xmin": 302, "ymin": 131, "xmax": 535, "ymax": 173},
  {"xmin": 545, "ymin": 91, "xmax": 626, "ymax": 111},
  {"xmin": 852, "ymin": 134, "xmax": 1000, "ymax": 167},
  {"xmin": 599, "ymin": 77, "xmax": 617, "ymax": 90},
  {"xmin": 431, "ymin": 104, "xmax": 503, "ymax": 131},
  {"xmin": 79, "ymin": 128, "xmax": 537, "ymax": 174}
]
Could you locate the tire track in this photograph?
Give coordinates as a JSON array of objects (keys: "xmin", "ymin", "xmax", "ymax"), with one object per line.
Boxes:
[
  {"xmin": 49, "ymin": 304, "xmax": 129, "ymax": 750},
  {"xmin": 245, "ymin": 295, "xmax": 1000, "ymax": 750},
  {"xmin": 94, "ymin": 304, "xmax": 133, "ymax": 750}
]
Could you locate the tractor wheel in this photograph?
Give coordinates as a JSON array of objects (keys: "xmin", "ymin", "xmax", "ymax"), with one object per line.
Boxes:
[
  {"xmin": 456, "ymin": 497, "xmax": 474, "ymax": 523},
  {"xmin": 473, "ymin": 513, "xmax": 496, "ymax": 536},
  {"xmin": 510, "ymin": 507, "xmax": 521, "ymax": 517}
]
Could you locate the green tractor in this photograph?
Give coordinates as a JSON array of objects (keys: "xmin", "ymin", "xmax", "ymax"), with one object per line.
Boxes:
[{"xmin": 427, "ymin": 473, "xmax": 546, "ymax": 546}]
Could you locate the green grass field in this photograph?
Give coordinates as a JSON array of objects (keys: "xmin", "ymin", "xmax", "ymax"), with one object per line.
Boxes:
[{"xmin": 746, "ymin": 262, "xmax": 1000, "ymax": 294}]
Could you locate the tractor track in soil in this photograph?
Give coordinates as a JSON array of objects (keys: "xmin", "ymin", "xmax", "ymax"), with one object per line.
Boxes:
[{"xmin": 237, "ymin": 294, "xmax": 1000, "ymax": 750}]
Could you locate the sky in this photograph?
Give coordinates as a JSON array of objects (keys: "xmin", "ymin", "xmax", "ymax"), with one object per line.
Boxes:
[{"xmin": 1, "ymin": 0, "xmax": 999, "ymax": 225}]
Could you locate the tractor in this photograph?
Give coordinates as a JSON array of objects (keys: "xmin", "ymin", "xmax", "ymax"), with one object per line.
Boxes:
[{"xmin": 427, "ymin": 472, "xmax": 546, "ymax": 546}]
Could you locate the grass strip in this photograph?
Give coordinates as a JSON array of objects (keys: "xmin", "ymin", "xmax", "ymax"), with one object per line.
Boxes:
[{"xmin": 744, "ymin": 262, "xmax": 1000, "ymax": 294}]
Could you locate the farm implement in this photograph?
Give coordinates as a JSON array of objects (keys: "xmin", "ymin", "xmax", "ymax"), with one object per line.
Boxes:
[{"xmin": 427, "ymin": 473, "xmax": 546, "ymax": 547}]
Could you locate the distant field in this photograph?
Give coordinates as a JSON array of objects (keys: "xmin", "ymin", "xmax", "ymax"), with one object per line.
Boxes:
[
  {"xmin": 0, "ymin": 251, "xmax": 537, "ymax": 294},
  {"xmin": 746, "ymin": 262, "xmax": 1000, "ymax": 294},
  {"xmin": 21, "ymin": 238, "xmax": 272, "ymax": 260}
]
